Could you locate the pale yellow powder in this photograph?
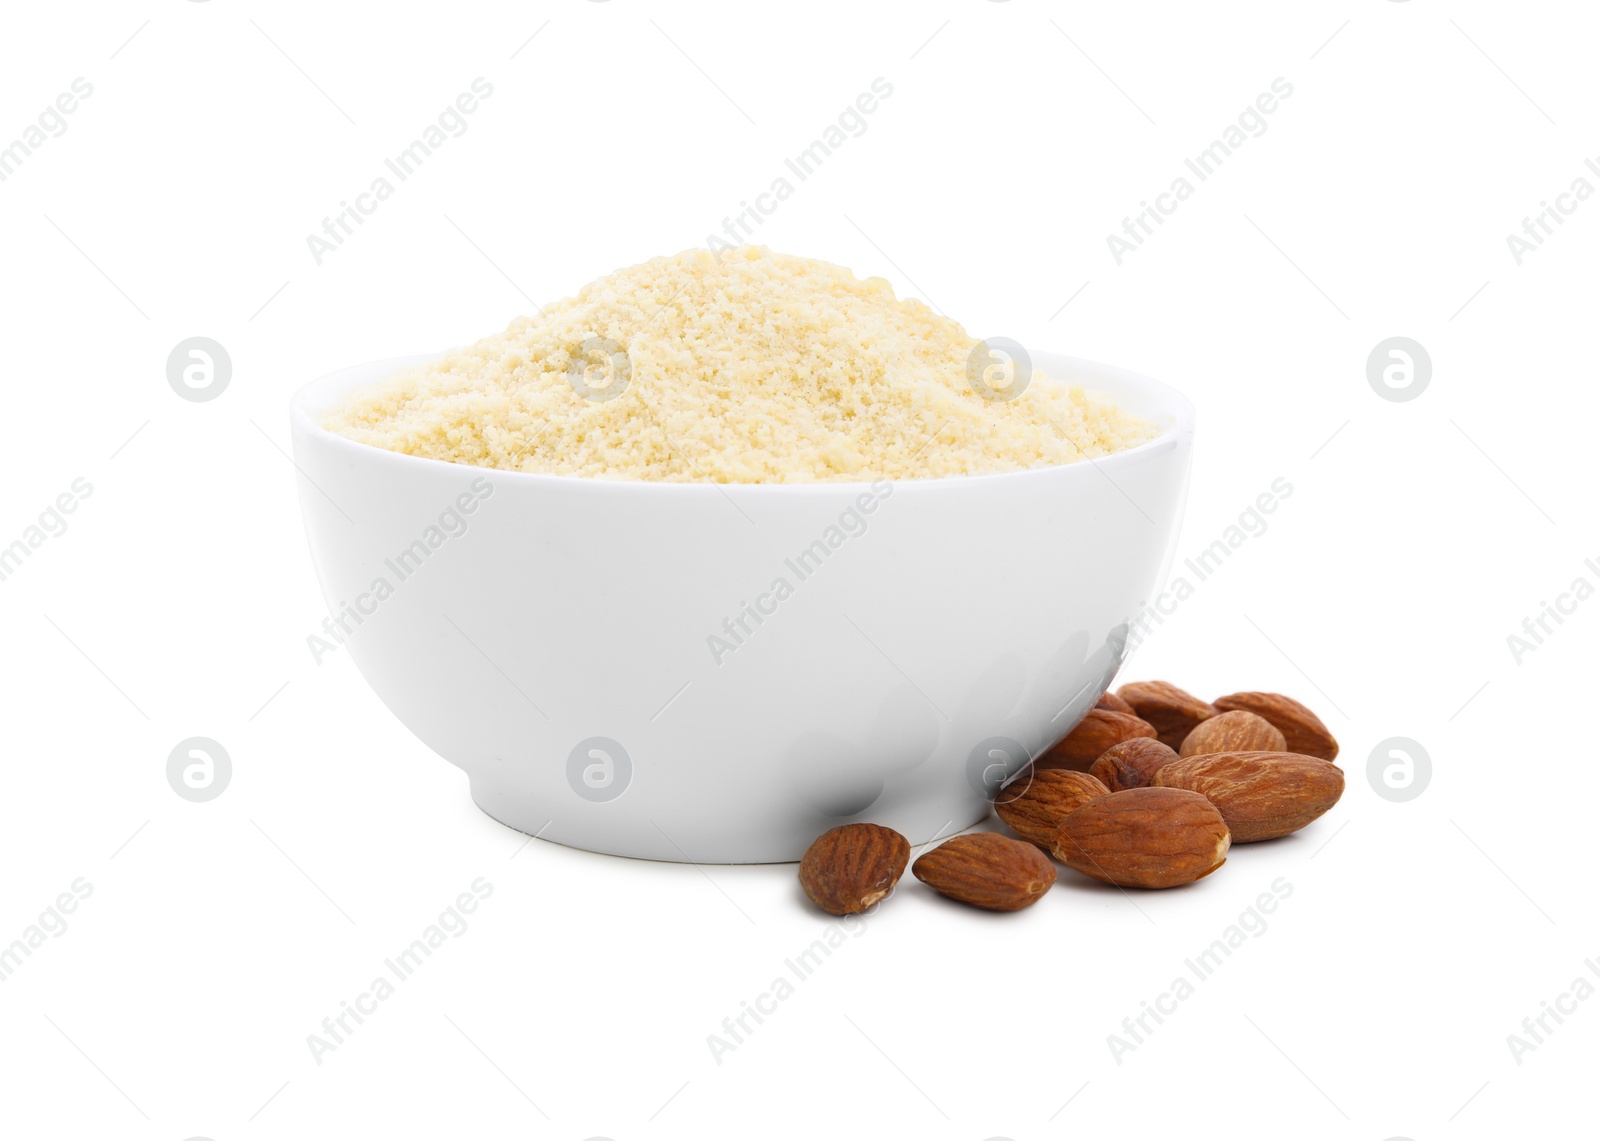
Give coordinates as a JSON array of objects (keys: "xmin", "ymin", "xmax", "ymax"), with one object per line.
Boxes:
[{"xmin": 322, "ymin": 247, "xmax": 1156, "ymax": 483}]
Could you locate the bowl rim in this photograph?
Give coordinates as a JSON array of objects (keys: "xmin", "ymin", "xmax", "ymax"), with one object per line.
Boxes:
[{"xmin": 289, "ymin": 349, "xmax": 1195, "ymax": 493}]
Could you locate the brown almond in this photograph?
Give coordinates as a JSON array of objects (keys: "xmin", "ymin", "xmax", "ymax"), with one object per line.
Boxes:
[
  {"xmin": 1179, "ymin": 710, "xmax": 1286, "ymax": 757},
  {"xmin": 1117, "ymin": 681, "xmax": 1219, "ymax": 750},
  {"xmin": 1050, "ymin": 788, "xmax": 1230, "ymax": 889},
  {"xmin": 1035, "ymin": 709, "xmax": 1157, "ymax": 772},
  {"xmin": 1154, "ymin": 751, "xmax": 1344, "ymax": 842},
  {"xmin": 1096, "ymin": 691, "xmax": 1137, "ymax": 715},
  {"xmin": 798, "ymin": 823, "xmax": 910, "ymax": 915},
  {"xmin": 1089, "ymin": 737, "xmax": 1179, "ymax": 792},
  {"xmin": 994, "ymin": 769, "xmax": 1110, "ymax": 846},
  {"xmin": 1213, "ymin": 692, "xmax": 1339, "ymax": 761},
  {"xmin": 912, "ymin": 833, "xmax": 1056, "ymax": 911}
]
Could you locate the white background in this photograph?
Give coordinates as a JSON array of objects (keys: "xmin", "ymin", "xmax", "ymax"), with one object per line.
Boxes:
[{"xmin": 0, "ymin": 1, "xmax": 1594, "ymax": 1138}]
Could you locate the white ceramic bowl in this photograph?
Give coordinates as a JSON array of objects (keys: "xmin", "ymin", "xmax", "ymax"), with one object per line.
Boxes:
[{"xmin": 290, "ymin": 353, "xmax": 1194, "ymax": 862}]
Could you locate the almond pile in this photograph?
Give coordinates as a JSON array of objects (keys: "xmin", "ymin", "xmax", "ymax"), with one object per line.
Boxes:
[{"xmin": 797, "ymin": 683, "xmax": 1342, "ymax": 913}]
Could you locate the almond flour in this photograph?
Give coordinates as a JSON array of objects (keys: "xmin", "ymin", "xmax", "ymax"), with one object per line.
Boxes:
[{"xmin": 323, "ymin": 247, "xmax": 1156, "ymax": 483}]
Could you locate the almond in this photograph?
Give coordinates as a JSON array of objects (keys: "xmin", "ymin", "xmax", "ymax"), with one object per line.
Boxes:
[
  {"xmin": 1117, "ymin": 680, "xmax": 1219, "ymax": 750},
  {"xmin": 1089, "ymin": 737, "xmax": 1179, "ymax": 792},
  {"xmin": 1154, "ymin": 751, "xmax": 1344, "ymax": 842},
  {"xmin": 1096, "ymin": 691, "xmax": 1137, "ymax": 715},
  {"xmin": 1179, "ymin": 710, "xmax": 1286, "ymax": 757},
  {"xmin": 1050, "ymin": 788, "xmax": 1230, "ymax": 889},
  {"xmin": 798, "ymin": 823, "xmax": 910, "ymax": 915},
  {"xmin": 994, "ymin": 769, "xmax": 1110, "ymax": 846},
  {"xmin": 1036, "ymin": 709, "xmax": 1157, "ymax": 772},
  {"xmin": 1213, "ymin": 692, "xmax": 1339, "ymax": 761},
  {"xmin": 912, "ymin": 833, "xmax": 1056, "ymax": 911}
]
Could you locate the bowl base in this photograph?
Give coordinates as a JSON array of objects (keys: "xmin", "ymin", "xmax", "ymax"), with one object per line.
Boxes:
[{"xmin": 468, "ymin": 781, "xmax": 992, "ymax": 865}]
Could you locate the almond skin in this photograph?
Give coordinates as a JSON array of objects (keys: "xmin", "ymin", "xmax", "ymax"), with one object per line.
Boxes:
[
  {"xmin": 994, "ymin": 769, "xmax": 1110, "ymax": 846},
  {"xmin": 1154, "ymin": 751, "xmax": 1344, "ymax": 842},
  {"xmin": 1117, "ymin": 681, "xmax": 1219, "ymax": 750},
  {"xmin": 1179, "ymin": 710, "xmax": 1286, "ymax": 757},
  {"xmin": 912, "ymin": 833, "xmax": 1056, "ymax": 911},
  {"xmin": 1213, "ymin": 692, "xmax": 1340, "ymax": 761},
  {"xmin": 1036, "ymin": 709, "xmax": 1157, "ymax": 772},
  {"xmin": 1090, "ymin": 738, "xmax": 1179, "ymax": 792},
  {"xmin": 1096, "ymin": 691, "xmax": 1137, "ymax": 715},
  {"xmin": 799, "ymin": 824, "xmax": 910, "ymax": 915},
  {"xmin": 1050, "ymin": 788, "xmax": 1230, "ymax": 889}
]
